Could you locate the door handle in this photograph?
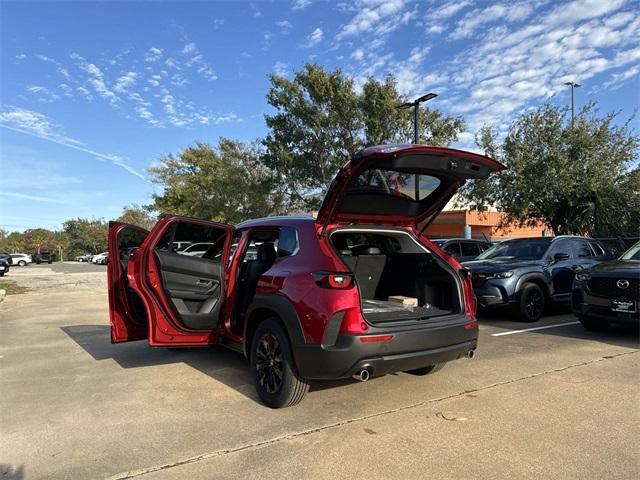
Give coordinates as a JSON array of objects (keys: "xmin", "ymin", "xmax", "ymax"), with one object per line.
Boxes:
[{"xmin": 196, "ymin": 279, "xmax": 212, "ymax": 286}]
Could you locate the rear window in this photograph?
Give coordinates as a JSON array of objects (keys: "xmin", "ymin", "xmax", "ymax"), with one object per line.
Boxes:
[{"xmin": 351, "ymin": 168, "xmax": 441, "ymax": 201}]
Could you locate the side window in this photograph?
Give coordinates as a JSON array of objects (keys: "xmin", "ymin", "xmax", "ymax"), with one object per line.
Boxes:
[
  {"xmin": 460, "ymin": 242, "xmax": 480, "ymax": 257},
  {"xmin": 574, "ymin": 239, "xmax": 595, "ymax": 258},
  {"xmin": 548, "ymin": 239, "xmax": 573, "ymax": 259},
  {"xmin": 589, "ymin": 241, "xmax": 606, "ymax": 258},
  {"xmin": 277, "ymin": 227, "xmax": 299, "ymax": 257},
  {"xmin": 156, "ymin": 224, "xmax": 176, "ymax": 252},
  {"xmin": 444, "ymin": 242, "xmax": 461, "ymax": 257},
  {"xmin": 156, "ymin": 222, "xmax": 227, "ymax": 260}
]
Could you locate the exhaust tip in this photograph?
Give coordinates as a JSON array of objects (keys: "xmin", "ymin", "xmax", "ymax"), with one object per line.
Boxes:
[
  {"xmin": 466, "ymin": 350, "xmax": 475, "ymax": 359},
  {"xmin": 353, "ymin": 368, "xmax": 371, "ymax": 382}
]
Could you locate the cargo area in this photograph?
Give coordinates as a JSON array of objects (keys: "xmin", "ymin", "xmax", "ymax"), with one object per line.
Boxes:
[{"xmin": 330, "ymin": 229, "xmax": 462, "ymax": 324}]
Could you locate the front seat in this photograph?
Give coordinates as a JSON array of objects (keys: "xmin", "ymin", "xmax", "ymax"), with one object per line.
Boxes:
[{"xmin": 233, "ymin": 243, "xmax": 277, "ymax": 330}]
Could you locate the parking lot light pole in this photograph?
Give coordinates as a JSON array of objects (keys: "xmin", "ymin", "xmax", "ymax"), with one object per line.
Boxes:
[
  {"xmin": 397, "ymin": 92, "xmax": 438, "ymax": 144},
  {"xmin": 564, "ymin": 81, "xmax": 580, "ymax": 127}
]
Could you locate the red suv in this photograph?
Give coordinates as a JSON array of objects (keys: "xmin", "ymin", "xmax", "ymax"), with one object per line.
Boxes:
[{"xmin": 108, "ymin": 145, "xmax": 504, "ymax": 407}]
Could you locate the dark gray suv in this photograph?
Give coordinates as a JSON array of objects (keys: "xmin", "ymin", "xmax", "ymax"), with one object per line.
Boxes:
[{"xmin": 463, "ymin": 236, "xmax": 610, "ymax": 321}]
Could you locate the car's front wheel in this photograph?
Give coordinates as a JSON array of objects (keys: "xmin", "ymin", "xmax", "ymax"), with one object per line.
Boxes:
[
  {"xmin": 578, "ymin": 315, "xmax": 610, "ymax": 331},
  {"xmin": 517, "ymin": 283, "xmax": 545, "ymax": 322},
  {"xmin": 18, "ymin": 260, "xmax": 26, "ymax": 266},
  {"xmin": 250, "ymin": 319, "xmax": 309, "ymax": 408}
]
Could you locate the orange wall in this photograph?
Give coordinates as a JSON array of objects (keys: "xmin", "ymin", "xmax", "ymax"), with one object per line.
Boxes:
[{"xmin": 424, "ymin": 210, "xmax": 550, "ymax": 240}]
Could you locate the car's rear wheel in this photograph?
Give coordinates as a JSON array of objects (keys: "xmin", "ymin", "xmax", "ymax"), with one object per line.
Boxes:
[
  {"xmin": 18, "ymin": 260, "xmax": 26, "ymax": 266},
  {"xmin": 517, "ymin": 283, "xmax": 545, "ymax": 322},
  {"xmin": 250, "ymin": 319, "xmax": 309, "ymax": 408},
  {"xmin": 578, "ymin": 315, "xmax": 610, "ymax": 331},
  {"xmin": 405, "ymin": 363, "xmax": 446, "ymax": 376}
]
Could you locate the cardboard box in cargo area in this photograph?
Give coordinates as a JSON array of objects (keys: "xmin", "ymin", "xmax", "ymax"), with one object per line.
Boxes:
[{"xmin": 388, "ymin": 295, "xmax": 418, "ymax": 307}]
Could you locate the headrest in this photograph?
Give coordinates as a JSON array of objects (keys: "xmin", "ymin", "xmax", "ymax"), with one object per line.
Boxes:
[
  {"xmin": 352, "ymin": 245, "xmax": 382, "ymax": 255},
  {"xmin": 257, "ymin": 243, "xmax": 276, "ymax": 262}
]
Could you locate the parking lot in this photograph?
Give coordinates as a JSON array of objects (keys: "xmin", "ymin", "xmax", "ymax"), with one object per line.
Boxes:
[{"xmin": 1, "ymin": 263, "xmax": 638, "ymax": 480}]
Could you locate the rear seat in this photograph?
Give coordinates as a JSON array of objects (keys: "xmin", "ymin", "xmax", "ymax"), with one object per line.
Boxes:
[{"xmin": 348, "ymin": 245, "xmax": 387, "ymax": 299}]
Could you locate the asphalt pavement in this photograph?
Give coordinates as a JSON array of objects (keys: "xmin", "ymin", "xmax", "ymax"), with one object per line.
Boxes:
[{"xmin": 0, "ymin": 264, "xmax": 638, "ymax": 480}]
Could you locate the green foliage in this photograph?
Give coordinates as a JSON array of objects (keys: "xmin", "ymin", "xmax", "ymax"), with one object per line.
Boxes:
[
  {"xmin": 0, "ymin": 230, "xmax": 25, "ymax": 253},
  {"xmin": 22, "ymin": 228, "xmax": 58, "ymax": 253},
  {"xmin": 148, "ymin": 139, "xmax": 283, "ymax": 224},
  {"xmin": 116, "ymin": 204, "xmax": 157, "ymax": 230},
  {"xmin": 62, "ymin": 218, "xmax": 108, "ymax": 257},
  {"xmin": 263, "ymin": 65, "xmax": 465, "ymax": 210},
  {"xmin": 460, "ymin": 102, "xmax": 640, "ymax": 236}
]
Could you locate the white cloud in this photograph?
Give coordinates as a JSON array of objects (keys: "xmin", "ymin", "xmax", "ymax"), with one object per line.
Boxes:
[
  {"xmin": 303, "ymin": 27, "xmax": 324, "ymax": 47},
  {"xmin": 351, "ymin": 49, "xmax": 364, "ymax": 61},
  {"xmin": 273, "ymin": 61, "xmax": 288, "ymax": 76},
  {"xmin": 292, "ymin": 0, "xmax": 312, "ymax": 11},
  {"xmin": 0, "ymin": 107, "xmax": 145, "ymax": 180},
  {"xmin": 449, "ymin": 3, "xmax": 534, "ymax": 40},
  {"xmin": 601, "ymin": 64, "xmax": 640, "ymax": 90},
  {"xmin": 145, "ymin": 47, "xmax": 163, "ymax": 62},
  {"xmin": 76, "ymin": 60, "xmax": 120, "ymax": 104},
  {"xmin": 336, "ymin": 0, "xmax": 410, "ymax": 40},
  {"xmin": 213, "ymin": 18, "xmax": 225, "ymax": 29},
  {"xmin": 0, "ymin": 191, "xmax": 73, "ymax": 205},
  {"xmin": 15, "ymin": 53, "xmax": 27, "ymax": 60},
  {"xmin": 114, "ymin": 71, "xmax": 138, "ymax": 93},
  {"xmin": 181, "ymin": 43, "xmax": 197, "ymax": 54},
  {"xmin": 26, "ymin": 85, "xmax": 60, "ymax": 102},
  {"xmin": 276, "ymin": 19, "xmax": 293, "ymax": 30},
  {"xmin": 181, "ymin": 43, "xmax": 217, "ymax": 80}
]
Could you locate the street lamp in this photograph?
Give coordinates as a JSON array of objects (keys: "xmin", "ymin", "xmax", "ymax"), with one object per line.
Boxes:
[
  {"xmin": 397, "ymin": 92, "xmax": 438, "ymax": 144},
  {"xmin": 564, "ymin": 81, "xmax": 580, "ymax": 126}
]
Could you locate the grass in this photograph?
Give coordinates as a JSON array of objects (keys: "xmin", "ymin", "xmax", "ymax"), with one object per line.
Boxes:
[{"xmin": 0, "ymin": 280, "xmax": 28, "ymax": 295}]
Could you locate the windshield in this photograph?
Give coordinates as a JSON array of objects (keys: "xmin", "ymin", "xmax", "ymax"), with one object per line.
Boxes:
[
  {"xmin": 620, "ymin": 242, "xmax": 640, "ymax": 261},
  {"xmin": 477, "ymin": 238, "xmax": 551, "ymax": 261}
]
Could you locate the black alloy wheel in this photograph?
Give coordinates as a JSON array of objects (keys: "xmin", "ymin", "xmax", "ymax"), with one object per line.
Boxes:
[
  {"xmin": 255, "ymin": 332, "xmax": 284, "ymax": 394},
  {"xmin": 518, "ymin": 283, "xmax": 545, "ymax": 322},
  {"xmin": 250, "ymin": 319, "xmax": 309, "ymax": 408}
]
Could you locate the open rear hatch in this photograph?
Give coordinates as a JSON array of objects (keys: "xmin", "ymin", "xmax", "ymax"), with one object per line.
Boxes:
[
  {"xmin": 319, "ymin": 145, "xmax": 504, "ymax": 324},
  {"xmin": 316, "ymin": 144, "xmax": 505, "ymax": 233}
]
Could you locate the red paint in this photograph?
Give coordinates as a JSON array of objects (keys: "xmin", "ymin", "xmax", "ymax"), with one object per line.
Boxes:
[{"xmin": 108, "ymin": 145, "xmax": 503, "ymax": 355}]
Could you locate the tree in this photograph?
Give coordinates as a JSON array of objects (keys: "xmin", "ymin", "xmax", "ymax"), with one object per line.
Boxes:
[
  {"xmin": 263, "ymin": 64, "xmax": 465, "ymax": 211},
  {"xmin": 62, "ymin": 219, "xmax": 109, "ymax": 256},
  {"xmin": 148, "ymin": 139, "xmax": 284, "ymax": 224},
  {"xmin": 0, "ymin": 230, "xmax": 25, "ymax": 253},
  {"xmin": 460, "ymin": 102, "xmax": 640, "ymax": 236},
  {"xmin": 116, "ymin": 204, "xmax": 157, "ymax": 230},
  {"xmin": 22, "ymin": 228, "xmax": 57, "ymax": 253}
]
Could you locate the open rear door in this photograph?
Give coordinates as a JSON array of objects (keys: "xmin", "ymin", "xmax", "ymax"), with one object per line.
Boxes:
[
  {"xmin": 316, "ymin": 145, "xmax": 505, "ymax": 233},
  {"xmin": 133, "ymin": 216, "xmax": 235, "ymax": 347},
  {"xmin": 107, "ymin": 222, "xmax": 150, "ymax": 343}
]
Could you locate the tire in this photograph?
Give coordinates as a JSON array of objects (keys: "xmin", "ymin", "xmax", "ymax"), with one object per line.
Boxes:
[
  {"xmin": 250, "ymin": 318, "xmax": 309, "ymax": 408},
  {"xmin": 579, "ymin": 315, "xmax": 610, "ymax": 331},
  {"xmin": 0, "ymin": 271, "xmax": 4, "ymax": 277},
  {"xmin": 406, "ymin": 363, "xmax": 446, "ymax": 376},
  {"xmin": 18, "ymin": 261, "xmax": 26, "ymax": 266},
  {"xmin": 517, "ymin": 283, "xmax": 545, "ymax": 322},
  {"xmin": 48, "ymin": 260, "xmax": 52, "ymax": 264}
]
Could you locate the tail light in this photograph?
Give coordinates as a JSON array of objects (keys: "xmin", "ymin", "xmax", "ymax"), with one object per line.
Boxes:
[
  {"xmin": 461, "ymin": 274, "xmax": 477, "ymax": 318},
  {"xmin": 312, "ymin": 271, "xmax": 354, "ymax": 289}
]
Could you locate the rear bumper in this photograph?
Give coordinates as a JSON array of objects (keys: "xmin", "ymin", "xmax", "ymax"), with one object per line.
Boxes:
[{"xmin": 294, "ymin": 316, "xmax": 478, "ymax": 380}]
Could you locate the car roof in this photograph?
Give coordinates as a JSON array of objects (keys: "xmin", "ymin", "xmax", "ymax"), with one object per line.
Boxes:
[{"xmin": 236, "ymin": 215, "xmax": 315, "ymax": 229}]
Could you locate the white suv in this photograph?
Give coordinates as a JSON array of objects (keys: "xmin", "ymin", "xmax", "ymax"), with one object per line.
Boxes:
[{"xmin": 10, "ymin": 253, "xmax": 32, "ymax": 266}]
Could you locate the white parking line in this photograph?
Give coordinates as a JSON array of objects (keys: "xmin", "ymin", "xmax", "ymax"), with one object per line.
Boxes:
[{"xmin": 491, "ymin": 321, "xmax": 581, "ymax": 337}]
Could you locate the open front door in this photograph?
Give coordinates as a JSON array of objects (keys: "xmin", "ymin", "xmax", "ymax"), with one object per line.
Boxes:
[
  {"xmin": 133, "ymin": 217, "xmax": 234, "ymax": 347},
  {"xmin": 108, "ymin": 222, "xmax": 150, "ymax": 343}
]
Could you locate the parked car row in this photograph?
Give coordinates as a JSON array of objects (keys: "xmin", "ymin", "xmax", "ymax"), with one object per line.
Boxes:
[{"xmin": 74, "ymin": 252, "xmax": 109, "ymax": 264}]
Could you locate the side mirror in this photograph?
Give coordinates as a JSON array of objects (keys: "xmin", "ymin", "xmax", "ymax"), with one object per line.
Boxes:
[{"xmin": 553, "ymin": 252, "xmax": 570, "ymax": 262}]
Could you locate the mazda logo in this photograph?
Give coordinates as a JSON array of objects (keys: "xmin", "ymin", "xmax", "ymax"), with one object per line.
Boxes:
[{"xmin": 617, "ymin": 279, "xmax": 630, "ymax": 289}]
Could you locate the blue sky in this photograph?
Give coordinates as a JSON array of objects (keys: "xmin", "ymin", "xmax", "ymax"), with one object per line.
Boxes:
[{"xmin": 1, "ymin": 0, "xmax": 638, "ymax": 231}]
